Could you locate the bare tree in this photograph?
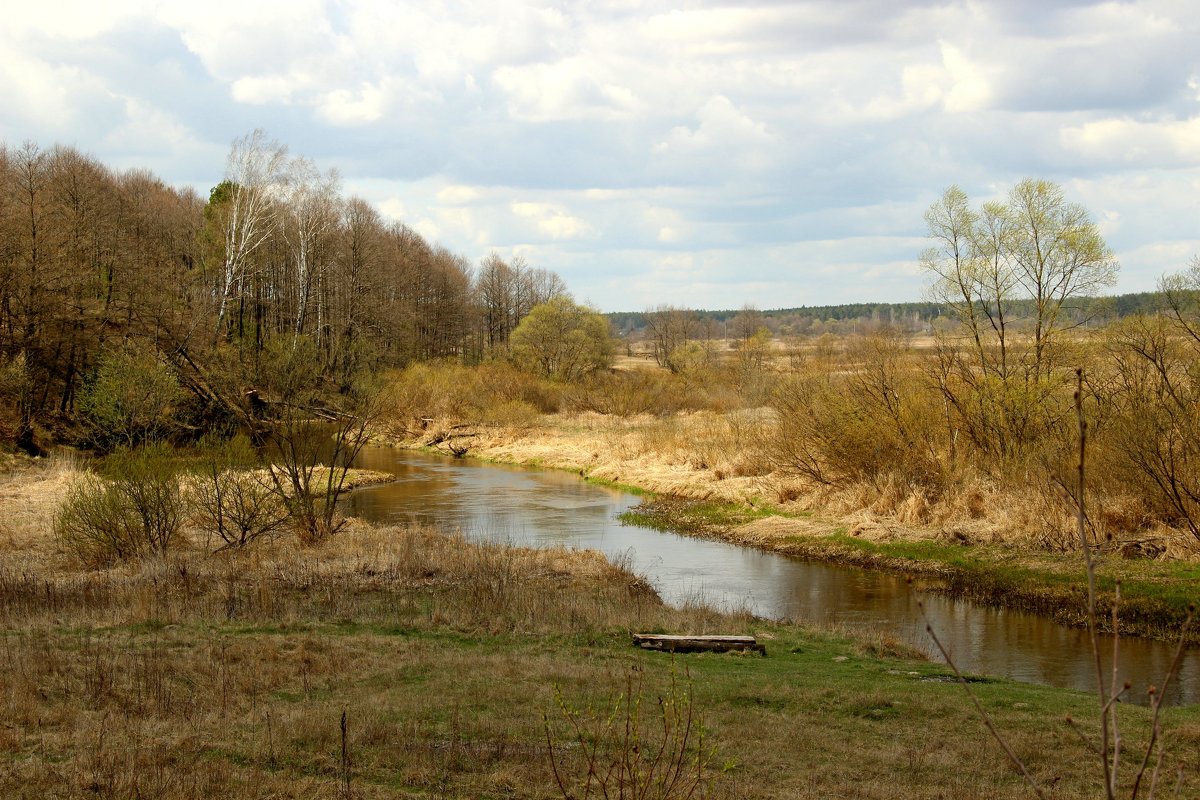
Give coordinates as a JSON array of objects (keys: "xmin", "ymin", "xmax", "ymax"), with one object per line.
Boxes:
[
  {"xmin": 282, "ymin": 156, "xmax": 341, "ymax": 342},
  {"xmin": 0, "ymin": 133, "xmax": 567, "ymax": 449},
  {"xmin": 729, "ymin": 305, "xmax": 766, "ymax": 347},
  {"xmin": 644, "ymin": 305, "xmax": 701, "ymax": 372}
]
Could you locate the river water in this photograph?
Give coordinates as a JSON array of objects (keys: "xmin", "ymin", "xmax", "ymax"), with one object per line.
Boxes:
[{"xmin": 347, "ymin": 446, "xmax": 1200, "ymax": 705}]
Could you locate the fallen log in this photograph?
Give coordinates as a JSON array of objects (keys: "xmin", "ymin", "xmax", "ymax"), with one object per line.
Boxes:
[{"xmin": 632, "ymin": 633, "xmax": 765, "ymax": 655}]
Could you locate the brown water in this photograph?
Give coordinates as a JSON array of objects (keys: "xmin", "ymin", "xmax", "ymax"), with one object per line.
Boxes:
[{"xmin": 347, "ymin": 446, "xmax": 1200, "ymax": 706}]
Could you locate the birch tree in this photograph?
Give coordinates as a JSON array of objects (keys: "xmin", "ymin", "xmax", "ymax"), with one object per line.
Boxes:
[
  {"xmin": 215, "ymin": 130, "xmax": 288, "ymax": 339},
  {"xmin": 1005, "ymin": 178, "xmax": 1118, "ymax": 376},
  {"xmin": 921, "ymin": 179, "xmax": 1119, "ymax": 463},
  {"xmin": 282, "ymin": 156, "xmax": 340, "ymax": 341}
]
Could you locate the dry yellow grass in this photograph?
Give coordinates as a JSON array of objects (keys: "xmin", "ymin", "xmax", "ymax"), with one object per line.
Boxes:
[
  {"xmin": 399, "ymin": 409, "xmax": 1200, "ymax": 559},
  {"xmin": 0, "ymin": 453, "xmax": 83, "ymax": 557},
  {"xmin": 406, "ymin": 411, "xmax": 771, "ymax": 505},
  {"xmin": 0, "ymin": 456, "xmax": 395, "ymax": 568}
]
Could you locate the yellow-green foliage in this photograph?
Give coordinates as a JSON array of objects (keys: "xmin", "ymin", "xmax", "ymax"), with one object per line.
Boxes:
[
  {"xmin": 929, "ymin": 334, "xmax": 1076, "ymax": 471},
  {"xmin": 509, "ymin": 297, "xmax": 614, "ymax": 382},
  {"xmin": 77, "ymin": 341, "xmax": 182, "ymax": 449},
  {"xmin": 55, "ymin": 443, "xmax": 186, "ymax": 565}
]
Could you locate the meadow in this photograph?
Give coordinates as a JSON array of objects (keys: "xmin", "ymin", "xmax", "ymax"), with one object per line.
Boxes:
[{"xmin": 2, "ymin": 455, "xmax": 1198, "ymax": 798}]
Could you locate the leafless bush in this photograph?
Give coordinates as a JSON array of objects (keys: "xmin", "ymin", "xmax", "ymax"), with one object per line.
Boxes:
[
  {"xmin": 566, "ymin": 371, "xmax": 711, "ymax": 417},
  {"xmin": 546, "ymin": 664, "xmax": 716, "ymax": 799},
  {"xmin": 190, "ymin": 435, "xmax": 289, "ymax": 550},
  {"xmin": 770, "ymin": 332, "xmax": 945, "ymax": 493},
  {"xmin": 258, "ymin": 336, "xmax": 383, "ymax": 546},
  {"xmin": 1096, "ymin": 315, "xmax": 1200, "ymax": 542}
]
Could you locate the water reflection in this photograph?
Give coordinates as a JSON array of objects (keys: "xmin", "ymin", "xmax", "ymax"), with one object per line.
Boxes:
[{"xmin": 348, "ymin": 447, "xmax": 1199, "ymax": 705}]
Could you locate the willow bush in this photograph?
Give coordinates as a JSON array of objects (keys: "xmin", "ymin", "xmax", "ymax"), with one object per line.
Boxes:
[
  {"xmin": 770, "ymin": 331, "xmax": 946, "ymax": 494},
  {"xmin": 56, "ymin": 443, "xmax": 186, "ymax": 566}
]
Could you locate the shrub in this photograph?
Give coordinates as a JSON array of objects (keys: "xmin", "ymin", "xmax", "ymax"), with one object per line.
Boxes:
[
  {"xmin": 771, "ymin": 332, "xmax": 946, "ymax": 492},
  {"xmin": 477, "ymin": 360, "xmax": 563, "ymax": 413},
  {"xmin": 546, "ymin": 665, "xmax": 717, "ymax": 800},
  {"xmin": 1094, "ymin": 315, "xmax": 1200, "ymax": 540},
  {"xmin": 384, "ymin": 360, "xmax": 562, "ymax": 433},
  {"xmin": 566, "ymin": 370, "xmax": 701, "ymax": 417},
  {"xmin": 190, "ymin": 434, "xmax": 289, "ymax": 550},
  {"xmin": 56, "ymin": 443, "xmax": 185, "ymax": 565},
  {"xmin": 254, "ymin": 336, "xmax": 384, "ymax": 547},
  {"xmin": 479, "ymin": 399, "xmax": 541, "ymax": 428},
  {"xmin": 77, "ymin": 341, "xmax": 182, "ymax": 449}
]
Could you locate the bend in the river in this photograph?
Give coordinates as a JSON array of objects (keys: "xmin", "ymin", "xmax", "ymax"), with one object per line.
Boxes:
[{"xmin": 347, "ymin": 446, "xmax": 1200, "ymax": 706}]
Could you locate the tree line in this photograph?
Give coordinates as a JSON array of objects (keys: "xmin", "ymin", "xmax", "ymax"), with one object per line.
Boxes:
[
  {"xmin": 0, "ymin": 132, "xmax": 567, "ymax": 452},
  {"xmin": 609, "ymin": 293, "xmax": 1165, "ymax": 343}
]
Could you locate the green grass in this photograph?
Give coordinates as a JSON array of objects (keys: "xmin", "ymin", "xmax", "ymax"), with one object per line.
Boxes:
[
  {"xmin": 826, "ymin": 531, "xmax": 1199, "ymax": 607},
  {"xmin": 815, "ymin": 532, "xmax": 1198, "ymax": 639},
  {"xmin": 20, "ymin": 613, "xmax": 1197, "ymax": 798},
  {"xmin": 583, "ymin": 475, "xmax": 655, "ymax": 496},
  {"xmin": 618, "ymin": 490, "xmax": 1198, "ymax": 641},
  {"xmin": 5, "ymin": 516, "xmax": 1198, "ymax": 798},
  {"xmin": 619, "ymin": 496, "xmax": 785, "ymax": 534}
]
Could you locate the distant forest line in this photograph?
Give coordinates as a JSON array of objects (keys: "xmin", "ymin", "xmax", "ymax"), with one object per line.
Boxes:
[{"xmin": 608, "ymin": 292, "xmax": 1167, "ymax": 337}]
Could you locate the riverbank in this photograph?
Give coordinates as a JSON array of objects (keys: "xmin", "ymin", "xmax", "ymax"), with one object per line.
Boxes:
[
  {"xmin": 391, "ymin": 413, "xmax": 1200, "ymax": 644},
  {"xmin": 3, "ymin": 457, "xmax": 1198, "ymax": 798}
]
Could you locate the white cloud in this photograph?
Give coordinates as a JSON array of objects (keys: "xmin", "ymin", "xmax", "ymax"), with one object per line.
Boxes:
[
  {"xmin": 408, "ymin": 217, "xmax": 442, "ymax": 242},
  {"xmin": 940, "ymin": 42, "xmax": 993, "ymax": 113},
  {"xmin": 437, "ymin": 185, "xmax": 484, "ymax": 204},
  {"xmin": 493, "ymin": 59, "xmax": 642, "ymax": 122},
  {"xmin": 231, "ymin": 74, "xmax": 308, "ymax": 106},
  {"xmin": 642, "ymin": 7, "xmax": 779, "ymax": 55},
  {"xmin": 101, "ymin": 97, "xmax": 203, "ymax": 155},
  {"xmin": 659, "ymin": 96, "xmax": 774, "ymax": 150},
  {"xmin": 3, "ymin": 0, "xmax": 1200, "ymax": 310},
  {"xmin": 511, "ymin": 201, "xmax": 592, "ymax": 240},
  {"xmin": 2, "ymin": 1, "xmax": 154, "ymax": 39},
  {"xmin": 0, "ymin": 52, "xmax": 103, "ymax": 130},
  {"xmin": 157, "ymin": 0, "xmax": 331, "ymax": 80},
  {"xmin": 654, "ymin": 95, "xmax": 781, "ymax": 173},
  {"xmin": 378, "ymin": 198, "xmax": 408, "ymax": 220},
  {"xmin": 317, "ymin": 83, "xmax": 388, "ymax": 125},
  {"xmin": 1061, "ymin": 117, "xmax": 1200, "ymax": 168}
]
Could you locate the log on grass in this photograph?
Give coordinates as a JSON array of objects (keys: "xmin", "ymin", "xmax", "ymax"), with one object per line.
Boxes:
[{"xmin": 632, "ymin": 633, "xmax": 766, "ymax": 655}]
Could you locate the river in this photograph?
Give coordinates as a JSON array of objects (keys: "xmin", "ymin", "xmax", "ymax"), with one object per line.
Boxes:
[{"xmin": 347, "ymin": 446, "xmax": 1200, "ymax": 705}]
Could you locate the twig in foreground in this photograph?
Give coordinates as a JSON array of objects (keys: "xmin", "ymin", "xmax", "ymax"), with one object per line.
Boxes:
[{"xmin": 913, "ymin": 589, "xmax": 1047, "ymax": 800}]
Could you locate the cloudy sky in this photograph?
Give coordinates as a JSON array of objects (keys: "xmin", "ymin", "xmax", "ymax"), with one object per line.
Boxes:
[{"xmin": 2, "ymin": 1, "xmax": 1198, "ymax": 311}]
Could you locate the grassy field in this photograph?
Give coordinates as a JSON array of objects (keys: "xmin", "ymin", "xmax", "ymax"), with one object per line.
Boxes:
[{"xmin": 2, "ymin": 458, "xmax": 1199, "ymax": 798}]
